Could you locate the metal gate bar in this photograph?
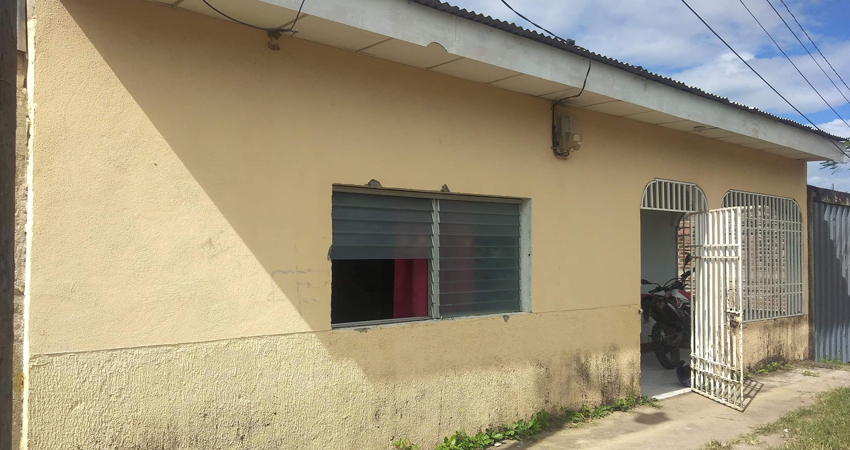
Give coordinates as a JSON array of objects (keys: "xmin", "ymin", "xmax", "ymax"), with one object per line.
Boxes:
[
  {"xmin": 722, "ymin": 191, "xmax": 803, "ymax": 321},
  {"xmin": 691, "ymin": 208, "xmax": 744, "ymax": 410},
  {"xmin": 641, "ymin": 179, "xmax": 708, "ymax": 213}
]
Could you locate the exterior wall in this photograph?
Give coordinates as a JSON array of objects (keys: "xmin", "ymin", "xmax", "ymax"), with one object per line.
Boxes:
[
  {"xmin": 29, "ymin": 309, "xmax": 637, "ymax": 449},
  {"xmin": 1, "ymin": 0, "xmax": 20, "ymax": 448},
  {"xmin": 742, "ymin": 316, "xmax": 809, "ymax": 369},
  {"xmin": 24, "ymin": 0, "xmax": 810, "ymax": 447},
  {"xmin": 13, "ymin": 51, "xmax": 26, "ymax": 450}
]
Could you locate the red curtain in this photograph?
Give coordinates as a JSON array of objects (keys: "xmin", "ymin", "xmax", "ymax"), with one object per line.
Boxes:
[{"xmin": 393, "ymin": 259, "xmax": 428, "ymax": 318}]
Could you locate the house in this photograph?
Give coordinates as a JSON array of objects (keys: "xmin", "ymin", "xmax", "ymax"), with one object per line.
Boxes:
[{"xmin": 12, "ymin": 0, "xmax": 847, "ymax": 448}]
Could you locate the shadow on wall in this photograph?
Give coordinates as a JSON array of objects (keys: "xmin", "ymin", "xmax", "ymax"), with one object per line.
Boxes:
[
  {"xmin": 59, "ymin": 0, "xmax": 555, "ymax": 336},
  {"xmin": 40, "ymin": 0, "xmax": 642, "ymax": 444},
  {"xmin": 20, "ymin": 0, "xmax": 651, "ymax": 446}
]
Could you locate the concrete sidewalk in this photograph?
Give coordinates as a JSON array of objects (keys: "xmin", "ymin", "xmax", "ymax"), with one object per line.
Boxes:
[{"xmin": 505, "ymin": 367, "xmax": 850, "ymax": 450}]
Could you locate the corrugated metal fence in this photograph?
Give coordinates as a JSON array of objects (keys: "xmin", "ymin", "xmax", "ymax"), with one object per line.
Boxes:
[{"xmin": 809, "ymin": 186, "xmax": 850, "ymax": 363}]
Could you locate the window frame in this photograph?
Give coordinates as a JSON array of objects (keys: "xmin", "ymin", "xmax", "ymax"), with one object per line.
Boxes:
[
  {"xmin": 330, "ymin": 184, "xmax": 531, "ymax": 329},
  {"xmin": 721, "ymin": 190, "xmax": 804, "ymax": 322}
]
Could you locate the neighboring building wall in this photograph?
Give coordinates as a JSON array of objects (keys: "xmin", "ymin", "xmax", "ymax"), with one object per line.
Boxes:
[
  {"xmin": 0, "ymin": 0, "xmax": 18, "ymax": 448},
  {"xmin": 24, "ymin": 0, "xmax": 810, "ymax": 447},
  {"xmin": 809, "ymin": 186, "xmax": 850, "ymax": 363}
]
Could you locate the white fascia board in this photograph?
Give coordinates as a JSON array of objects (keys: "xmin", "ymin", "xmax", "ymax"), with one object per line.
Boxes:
[{"xmin": 233, "ymin": 0, "xmax": 848, "ymax": 161}]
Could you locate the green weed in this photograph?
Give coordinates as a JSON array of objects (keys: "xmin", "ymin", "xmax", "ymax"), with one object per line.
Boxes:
[
  {"xmin": 396, "ymin": 394, "xmax": 658, "ymax": 450},
  {"xmin": 819, "ymin": 356, "xmax": 846, "ymax": 365},
  {"xmin": 393, "ymin": 438, "xmax": 420, "ymax": 450},
  {"xmin": 561, "ymin": 395, "xmax": 657, "ymax": 424},
  {"xmin": 744, "ymin": 360, "xmax": 793, "ymax": 380},
  {"xmin": 751, "ymin": 387, "xmax": 850, "ymax": 449},
  {"xmin": 433, "ymin": 410, "xmax": 550, "ymax": 450}
]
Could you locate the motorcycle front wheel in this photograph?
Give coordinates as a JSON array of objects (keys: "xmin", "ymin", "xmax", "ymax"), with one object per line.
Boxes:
[{"xmin": 651, "ymin": 322, "xmax": 681, "ymax": 370}]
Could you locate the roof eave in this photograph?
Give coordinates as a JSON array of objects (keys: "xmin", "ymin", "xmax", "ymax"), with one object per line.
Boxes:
[{"xmin": 157, "ymin": 0, "xmax": 848, "ymax": 162}]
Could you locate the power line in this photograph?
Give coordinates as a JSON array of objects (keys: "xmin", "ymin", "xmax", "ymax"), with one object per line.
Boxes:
[
  {"xmin": 737, "ymin": 0, "xmax": 850, "ymax": 133},
  {"xmin": 202, "ymin": 0, "xmax": 306, "ymax": 33},
  {"xmin": 551, "ymin": 60, "xmax": 592, "ymax": 154},
  {"xmin": 779, "ymin": 0, "xmax": 850, "ymax": 100},
  {"xmin": 497, "ymin": 0, "xmax": 593, "ymax": 156},
  {"xmin": 496, "ymin": 0, "xmax": 590, "ymax": 105},
  {"xmin": 678, "ymin": 0, "xmax": 849, "ymax": 157},
  {"xmin": 499, "ymin": 0, "xmax": 573, "ymax": 45},
  {"xmin": 763, "ymin": 0, "xmax": 850, "ymax": 113}
]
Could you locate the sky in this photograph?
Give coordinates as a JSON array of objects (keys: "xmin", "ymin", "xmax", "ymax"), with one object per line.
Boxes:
[{"xmin": 448, "ymin": 0, "xmax": 850, "ymax": 191}]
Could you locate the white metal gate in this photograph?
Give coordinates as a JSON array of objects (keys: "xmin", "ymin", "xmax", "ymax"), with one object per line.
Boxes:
[{"xmin": 690, "ymin": 208, "xmax": 745, "ymax": 410}]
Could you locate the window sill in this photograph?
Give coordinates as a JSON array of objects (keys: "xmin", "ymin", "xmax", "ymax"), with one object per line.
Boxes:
[
  {"xmin": 331, "ymin": 311, "xmax": 530, "ymax": 331},
  {"xmin": 331, "ymin": 316, "xmax": 431, "ymax": 330},
  {"xmin": 742, "ymin": 313, "xmax": 805, "ymax": 324}
]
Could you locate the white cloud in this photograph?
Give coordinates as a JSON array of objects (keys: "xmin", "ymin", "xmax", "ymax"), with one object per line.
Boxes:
[
  {"xmin": 816, "ymin": 118, "xmax": 850, "ymax": 138},
  {"xmin": 451, "ymin": 0, "xmax": 850, "ymax": 115},
  {"xmin": 808, "ymin": 162, "xmax": 850, "ymax": 192},
  {"xmin": 451, "ymin": 0, "xmax": 850, "ymax": 191}
]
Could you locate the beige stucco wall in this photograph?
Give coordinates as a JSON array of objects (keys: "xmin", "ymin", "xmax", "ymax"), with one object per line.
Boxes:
[
  {"xmin": 29, "ymin": 308, "xmax": 639, "ymax": 449},
  {"xmin": 743, "ymin": 316, "xmax": 810, "ymax": 370},
  {"xmin": 23, "ymin": 0, "xmax": 810, "ymax": 447},
  {"xmin": 14, "ymin": 50, "xmax": 28, "ymax": 450}
]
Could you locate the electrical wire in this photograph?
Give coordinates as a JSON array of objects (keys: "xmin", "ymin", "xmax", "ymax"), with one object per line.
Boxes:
[
  {"xmin": 763, "ymin": 0, "xmax": 850, "ymax": 113},
  {"xmin": 551, "ymin": 60, "xmax": 592, "ymax": 152},
  {"xmin": 553, "ymin": 60, "xmax": 592, "ymax": 108},
  {"xmin": 496, "ymin": 1, "xmax": 591, "ymax": 153},
  {"xmin": 779, "ymin": 0, "xmax": 850, "ymax": 101},
  {"xmin": 738, "ymin": 0, "xmax": 850, "ymax": 133},
  {"xmin": 201, "ymin": 0, "xmax": 306, "ymax": 33},
  {"xmin": 499, "ymin": 0, "xmax": 572, "ymax": 44},
  {"xmin": 678, "ymin": 0, "xmax": 849, "ymax": 158}
]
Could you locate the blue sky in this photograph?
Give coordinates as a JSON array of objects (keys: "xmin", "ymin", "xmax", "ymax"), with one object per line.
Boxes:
[{"xmin": 449, "ymin": 0, "xmax": 850, "ymax": 191}]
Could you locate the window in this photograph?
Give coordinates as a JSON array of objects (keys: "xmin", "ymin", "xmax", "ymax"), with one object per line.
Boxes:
[
  {"xmin": 330, "ymin": 187, "xmax": 527, "ymax": 326},
  {"xmin": 722, "ymin": 191, "xmax": 804, "ymax": 321}
]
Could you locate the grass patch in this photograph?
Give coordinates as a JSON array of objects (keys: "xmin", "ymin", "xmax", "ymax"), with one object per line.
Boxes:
[
  {"xmin": 798, "ymin": 359, "xmax": 850, "ymax": 373},
  {"xmin": 561, "ymin": 395, "xmax": 658, "ymax": 424},
  {"xmin": 744, "ymin": 360, "xmax": 793, "ymax": 380},
  {"xmin": 800, "ymin": 370, "xmax": 819, "ymax": 377},
  {"xmin": 819, "ymin": 356, "xmax": 844, "ymax": 365},
  {"xmin": 751, "ymin": 387, "xmax": 850, "ymax": 449},
  {"xmin": 394, "ymin": 395, "xmax": 658, "ymax": 450},
  {"xmin": 708, "ymin": 387, "xmax": 850, "ymax": 450},
  {"xmin": 702, "ymin": 439, "xmax": 733, "ymax": 450},
  {"xmin": 701, "ymin": 433, "xmax": 759, "ymax": 450}
]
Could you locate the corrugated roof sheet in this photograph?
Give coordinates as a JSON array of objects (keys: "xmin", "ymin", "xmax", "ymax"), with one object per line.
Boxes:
[{"xmin": 409, "ymin": 0, "xmax": 848, "ymax": 142}]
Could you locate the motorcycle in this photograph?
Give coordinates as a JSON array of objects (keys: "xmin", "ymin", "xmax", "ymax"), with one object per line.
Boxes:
[{"xmin": 641, "ymin": 255, "xmax": 692, "ymax": 370}]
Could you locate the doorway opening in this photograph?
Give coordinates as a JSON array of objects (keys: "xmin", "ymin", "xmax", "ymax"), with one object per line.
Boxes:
[{"xmin": 639, "ymin": 179, "xmax": 706, "ymax": 398}]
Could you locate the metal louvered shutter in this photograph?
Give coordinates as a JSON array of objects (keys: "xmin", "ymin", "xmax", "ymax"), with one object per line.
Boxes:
[
  {"xmin": 330, "ymin": 192, "xmax": 434, "ymax": 260},
  {"xmin": 438, "ymin": 199, "xmax": 521, "ymax": 317}
]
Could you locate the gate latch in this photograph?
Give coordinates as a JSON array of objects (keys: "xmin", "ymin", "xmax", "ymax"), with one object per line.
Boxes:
[{"xmin": 727, "ymin": 312, "xmax": 741, "ymax": 328}]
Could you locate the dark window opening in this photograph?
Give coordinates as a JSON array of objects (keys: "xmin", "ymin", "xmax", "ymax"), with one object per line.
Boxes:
[{"xmin": 331, "ymin": 259, "xmax": 429, "ymax": 325}]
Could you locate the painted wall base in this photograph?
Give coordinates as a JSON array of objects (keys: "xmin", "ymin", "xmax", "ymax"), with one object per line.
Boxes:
[
  {"xmin": 743, "ymin": 315, "xmax": 809, "ymax": 370},
  {"xmin": 27, "ymin": 307, "xmax": 640, "ymax": 450}
]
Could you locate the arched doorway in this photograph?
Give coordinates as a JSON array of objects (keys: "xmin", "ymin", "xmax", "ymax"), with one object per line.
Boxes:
[{"xmin": 639, "ymin": 179, "xmax": 707, "ymax": 398}]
